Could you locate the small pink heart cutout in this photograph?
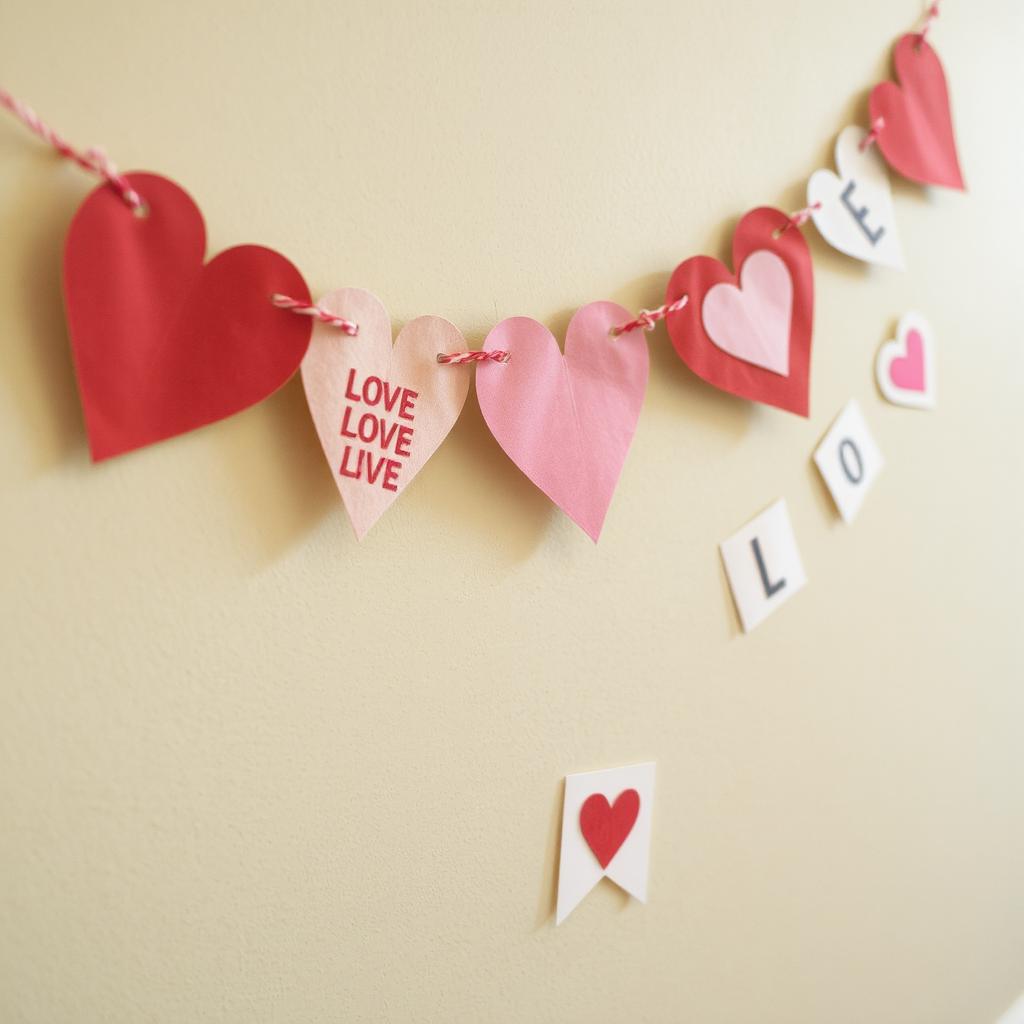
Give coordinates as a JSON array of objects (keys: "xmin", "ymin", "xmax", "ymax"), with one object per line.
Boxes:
[
  {"xmin": 876, "ymin": 312, "xmax": 936, "ymax": 411},
  {"xmin": 889, "ymin": 328, "xmax": 926, "ymax": 392},
  {"xmin": 702, "ymin": 249, "xmax": 793, "ymax": 376}
]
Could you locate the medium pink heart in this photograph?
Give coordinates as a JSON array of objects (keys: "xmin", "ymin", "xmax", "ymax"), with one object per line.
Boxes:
[
  {"xmin": 889, "ymin": 328, "xmax": 926, "ymax": 391},
  {"xmin": 701, "ymin": 249, "xmax": 793, "ymax": 376},
  {"xmin": 300, "ymin": 288, "xmax": 470, "ymax": 540},
  {"xmin": 476, "ymin": 302, "xmax": 649, "ymax": 541}
]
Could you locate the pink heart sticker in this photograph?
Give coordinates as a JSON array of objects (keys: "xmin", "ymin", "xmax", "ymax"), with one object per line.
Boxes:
[
  {"xmin": 875, "ymin": 312, "xmax": 936, "ymax": 410},
  {"xmin": 889, "ymin": 328, "xmax": 926, "ymax": 391},
  {"xmin": 702, "ymin": 249, "xmax": 793, "ymax": 376},
  {"xmin": 300, "ymin": 288, "xmax": 471, "ymax": 539},
  {"xmin": 476, "ymin": 302, "xmax": 649, "ymax": 541}
]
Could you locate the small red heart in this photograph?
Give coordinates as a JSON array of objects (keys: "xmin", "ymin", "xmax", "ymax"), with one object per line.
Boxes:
[
  {"xmin": 63, "ymin": 173, "xmax": 313, "ymax": 461},
  {"xmin": 579, "ymin": 789, "xmax": 640, "ymax": 869},
  {"xmin": 870, "ymin": 35, "xmax": 964, "ymax": 190},
  {"xmin": 664, "ymin": 207, "xmax": 814, "ymax": 417}
]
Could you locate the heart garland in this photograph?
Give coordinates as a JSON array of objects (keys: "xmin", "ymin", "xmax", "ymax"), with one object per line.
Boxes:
[
  {"xmin": 63, "ymin": 173, "xmax": 313, "ymax": 461},
  {"xmin": 664, "ymin": 207, "xmax": 815, "ymax": 417},
  {"xmin": 8, "ymin": 3, "xmax": 962, "ymax": 542},
  {"xmin": 300, "ymin": 288, "xmax": 471, "ymax": 539},
  {"xmin": 475, "ymin": 302, "xmax": 649, "ymax": 542},
  {"xmin": 869, "ymin": 34, "xmax": 964, "ymax": 190}
]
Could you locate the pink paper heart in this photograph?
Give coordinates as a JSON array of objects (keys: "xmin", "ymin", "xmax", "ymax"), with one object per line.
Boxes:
[
  {"xmin": 889, "ymin": 328, "xmax": 926, "ymax": 391},
  {"xmin": 476, "ymin": 302, "xmax": 649, "ymax": 541},
  {"xmin": 300, "ymin": 288, "xmax": 470, "ymax": 540},
  {"xmin": 701, "ymin": 249, "xmax": 793, "ymax": 376}
]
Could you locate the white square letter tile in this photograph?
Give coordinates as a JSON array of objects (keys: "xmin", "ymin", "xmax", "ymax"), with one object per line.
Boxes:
[
  {"xmin": 813, "ymin": 399, "xmax": 884, "ymax": 523},
  {"xmin": 720, "ymin": 499, "xmax": 807, "ymax": 633}
]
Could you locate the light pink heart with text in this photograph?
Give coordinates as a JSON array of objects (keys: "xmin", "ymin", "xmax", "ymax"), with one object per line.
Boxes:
[{"xmin": 300, "ymin": 288, "xmax": 470, "ymax": 540}]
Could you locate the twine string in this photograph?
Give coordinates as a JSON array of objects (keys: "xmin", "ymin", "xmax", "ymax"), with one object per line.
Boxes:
[
  {"xmin": 272, "ymin": 294, "xmax": 360, "ymax": 335},
  {"xmin": 774, "ymin": 201, "xmax": 822, "ymax": 238},
  {"xmin": 0, "ymin": 87, "xmax": 144, "ymax": 211},
  {"xmin": 610, "ymin": 295, "xmax": 689, "ymax": 338},
  {"xmin": 859, "ymin": 116, "xmax": 886, "ymax": 152},
  {"xmin": 915, "ymin": 2, "xmax": 940, "ymax": 48},
  {"xmin": 437, "ymin": 350, "xmax": 511, "ymax": 365}
]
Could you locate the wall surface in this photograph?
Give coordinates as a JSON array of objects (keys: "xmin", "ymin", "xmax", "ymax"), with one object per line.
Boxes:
[{"xmin": 1, "ymin": 2, "xmax": 1022, "ymax": 1022}]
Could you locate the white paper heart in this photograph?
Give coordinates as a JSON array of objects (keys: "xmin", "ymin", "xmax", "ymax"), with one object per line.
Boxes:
[
  {"xmin": 808, "ymin": 126, "xmax": 904, "ymax": 270},
  {"xmin": 300, "ymin": 288, "xmax": 471, "ymax": 539},
  {"xmin": 875, "ymin": 311, "xmax": 936, "ymax": 410}
]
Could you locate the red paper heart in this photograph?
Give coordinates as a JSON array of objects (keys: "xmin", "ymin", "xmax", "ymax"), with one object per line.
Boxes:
[
  {"xmin": 870, "ymin": 35, "xmax": 964, "ymax": 190},
  {"xmin": 63, "ymin": 173, "xmax": 313, "ymax": 460},
  {"xmin": 579, "ymin": 789, "xmax": 640, "ymax": 869},
  {"xmin": 664, "ymin": 207, "xmax": 814, "ymax": 417}
]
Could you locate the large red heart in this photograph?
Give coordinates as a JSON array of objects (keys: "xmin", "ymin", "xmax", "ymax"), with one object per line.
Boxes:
[
  {"xmin": 664, "ymin": 207, "xmax": 814, "ymax": 417},
  {"xmin": 579, "ymin": 789, "xmax": 640, "ymax": 870},
  {"xmin": 870, "ymin": 34, "xmax": 964, "ymax": 191},
  {"xmin": 63, "ymin": 173, "xmax": 313, "ymax": 461}
]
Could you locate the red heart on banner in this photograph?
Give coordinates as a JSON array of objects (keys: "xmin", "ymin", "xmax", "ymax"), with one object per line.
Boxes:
[
  {"xmin": 63, "ymin": 173, "xmax": 313, "ymax": 461},
  {"xmin": 664, "ymin": 207, "xmax": 814, "ymax": 417},
  {"xmin": 579, "ymin": 789, "xmax": 640, "ymax": 869},
  {"xmin": 870, "ymin": 34, "xmax": 964, "ymax": 190}
]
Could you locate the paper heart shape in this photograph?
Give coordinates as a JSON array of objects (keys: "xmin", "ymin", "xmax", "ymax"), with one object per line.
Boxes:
[
  {"xmin": 64, "ymin": 173, "xmax": 312, "ymax": 461},
  {"xmin": 890, "ymin": 332, "xmax": 926, "ymax": 390},
  {"xmin": 665, "ymin": 207, "xmax": 814, "ymax": 417},
  {"xmin": 876, "ymin": 311, "xmax": 936, "ymax": 410},
  {"xmin": 870, "ymin": 34, "xmax": 964, "ymax": 190},
  {"xmin": 475, "ymin": 302, "xmax": 649, "ymax": 542},
  {"xmin": 808, "ymin": 125, "xmax": 905, "ymax": 269},
  {"xmin": 300, "ymin": 288, "xmax": 470, "ymax": 539},
  {"xmin": 579, "ymin": 789, "xmax": 640, "ymax": 870},
  {"xmin": 703, "ymin": 250, "xmax": 793, "ymax": 375}
]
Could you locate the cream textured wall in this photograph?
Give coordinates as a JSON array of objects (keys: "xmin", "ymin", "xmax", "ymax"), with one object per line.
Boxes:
[{"xmin": 1, "ymin": 2, "xmax": 1022, "ymax": 1022}]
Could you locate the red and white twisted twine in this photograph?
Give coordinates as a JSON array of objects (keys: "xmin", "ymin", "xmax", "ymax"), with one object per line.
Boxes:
[
  {"xmin": 916, "ymin": 2, "xmax": 940, "ymax": 46},
  {"xmin": 271, "ymin": 294, "xmax": 359, "ymax": 335},
  {"xmin": 270, "ymin": 300, "xmax": 508, "ymax": 358},
  {"xmin": 436, "ymin": 350, "xmax": 510, "ymax": 365},
  {"xmin": 0, "ymin": 88, "xmax": 144, "ymax": 211},
  {"xmin": 776, "ymin": 201, "xmax": 822, "ymax": 236},
  {"xmin": 610, "ymin": 295, "xmax": 689, "ymax": 337},
  {"xmin": 859, "ymin": 116, "xmax": 886, "ymax": 152}
]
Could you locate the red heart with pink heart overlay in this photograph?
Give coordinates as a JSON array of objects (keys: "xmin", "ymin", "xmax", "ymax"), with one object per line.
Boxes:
[
  {"xmin": 665, "ymin": 207, "xmax": 814, "ymax": 417},
  {"xmin": 870, "ymin": 34, "xmax": 964, "ymax": 190}
]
